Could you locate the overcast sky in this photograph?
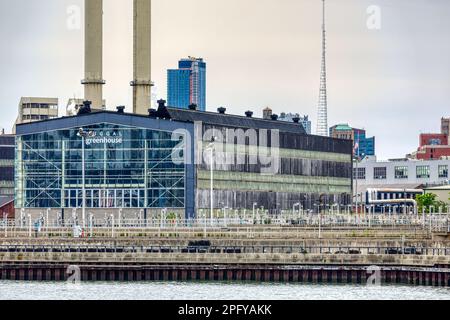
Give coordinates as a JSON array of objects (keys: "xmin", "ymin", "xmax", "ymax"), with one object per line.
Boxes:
[{"xmin": 0, "ymin": 0, "xmax": 449, "ymax": 160}]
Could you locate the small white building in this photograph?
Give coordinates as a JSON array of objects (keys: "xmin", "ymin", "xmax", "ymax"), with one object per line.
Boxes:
[{"xmin": 354, "ymin": 156, "xmax": 450, "ymax": 197}]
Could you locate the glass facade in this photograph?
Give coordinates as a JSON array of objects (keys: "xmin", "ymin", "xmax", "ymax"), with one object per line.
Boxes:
[
  {"xmin": 167, "ymin": 69, "xmax": 191, "ymax": 110},
  {"xmin": 15, "ymin": 124, "xmax": 186, "ymax": 209}
]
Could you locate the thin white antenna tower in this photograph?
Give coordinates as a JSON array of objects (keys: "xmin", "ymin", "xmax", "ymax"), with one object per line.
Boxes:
[{"xmin": 316, "ymin": 0, "xmax": 329, "ymax": 137}]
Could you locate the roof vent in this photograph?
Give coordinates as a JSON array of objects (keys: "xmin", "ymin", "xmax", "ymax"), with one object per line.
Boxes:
[
  {"xmin": 148, "ymin": 108, "xmax": 158, "ymax": 118},
  {"xmin": 116, "ymin": 106, "xmax": 125, "ymax": 114},
  {"xmin": 217, "ymin": 107, "xmax": 226, "ymax": 114},
  {"xmin": 188, "ymin": 104, "xmax": 198, "ymax": 111},
  {"xmin": 157, "ymin": 99, "xmax": 166, "ymax": 109},
  {"xmin": 271, "ymin": 114, "xmax": 279, "ymax": 121},
  {"xmin": 157, "ymin": 99, "xmax": 171, "ymax": 120},
  {"xmin": 77, "ymin": 101, "xmax": 92, "ymax": 115},
  {"xmin": 245, "ymin": 111, "xmax": 253, "ymax": 118},
  {"xmin": 292, "ymin": 117, "xmax": 301, "ymax": 124}
]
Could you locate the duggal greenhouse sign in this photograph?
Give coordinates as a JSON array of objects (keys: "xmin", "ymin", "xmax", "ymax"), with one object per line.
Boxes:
[{"xmin": 85, "ymin": 131, "xmax": 123, "ymax": 146}]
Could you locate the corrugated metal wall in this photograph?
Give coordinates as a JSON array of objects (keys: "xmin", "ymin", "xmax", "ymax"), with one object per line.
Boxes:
[{"xmin": 196, "ymin": 124, "xmax": 353, "ymax": 212}]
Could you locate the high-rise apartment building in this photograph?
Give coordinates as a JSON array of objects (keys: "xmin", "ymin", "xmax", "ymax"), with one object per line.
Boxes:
[
  {"xmin": 16, "ymin": 97, "xmax": 58, "ymax": 123},
  {"xmin": 167, "ymin": 57, "xmax": 206, "ymax": 111},
  {"xmin": 13, "ymin": 97, "xmax": 59, "ymax": 133}
]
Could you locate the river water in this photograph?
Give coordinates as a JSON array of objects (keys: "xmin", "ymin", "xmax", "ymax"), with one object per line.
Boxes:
[{"xmin": 0, "ymin": 281, "xmax": 449, "ymax": 300}]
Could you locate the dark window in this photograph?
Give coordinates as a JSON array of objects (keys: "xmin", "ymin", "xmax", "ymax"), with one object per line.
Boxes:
[{"xmin": 374, "ymin": 167, "xmax": 386, "ymax": 180}]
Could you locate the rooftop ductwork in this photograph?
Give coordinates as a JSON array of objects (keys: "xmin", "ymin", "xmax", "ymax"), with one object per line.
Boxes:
[
  {"xmin": 78, "ymin": 100, "xmax": 92, "ymax": 115},
  {"xmin": 148, "ymin": 108, "xmax": 158, "ymax": 118},
  {"xmin": 157, "ymin": 99, "xmax": 166, "ymax": 109},
  {"xmin": 156, "ymin": 99, "xmax": 171, "ymax": 120},
  {"xmin": 218, "ymin": 107, "xmax": 226, "ymax": 114},
  {"xmin": 245, "ymin": 111, "xmax": 253, "ymax": 118},
  {"xmin": 116, "ymin": 106, "xmax": 125, "ymax": 114}
]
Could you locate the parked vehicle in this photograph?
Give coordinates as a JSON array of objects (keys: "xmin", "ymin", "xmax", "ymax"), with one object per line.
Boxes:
[{"xmin": 385, "ymin": 248, "xmax": 402, "ymax": 254}]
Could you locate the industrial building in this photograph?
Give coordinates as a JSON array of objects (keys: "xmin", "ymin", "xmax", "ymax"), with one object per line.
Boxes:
[
  {"xmin": 167, "ymin": 57, "xmax": 206, "ymax": 111},
  {"xmin": 354, "ymin": 156, "xmax": 449, "ymax": 198},
  {"xmin": 14, "ymin": 101, "xmax": 353, "ymax": 221}
]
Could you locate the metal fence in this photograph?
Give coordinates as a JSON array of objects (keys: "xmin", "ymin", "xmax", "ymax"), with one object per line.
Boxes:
[
  {"xmin": 0, "ymin": 244, "xmax": 449, "ymax": 257},
  {"xmin": 4, "ymin": 213, "xmax": 450, "ymax": 229}
]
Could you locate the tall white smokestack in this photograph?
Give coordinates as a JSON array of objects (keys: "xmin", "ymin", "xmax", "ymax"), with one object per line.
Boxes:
[
  {"xmin": 131, "ymin": 0, "xmax": 152, "ymax": 115},
  {"xmin": 82, "ymin": 0, "xmax": 105, "ymax": 110}
]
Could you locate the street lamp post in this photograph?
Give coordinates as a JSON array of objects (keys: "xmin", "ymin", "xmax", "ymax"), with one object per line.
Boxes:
[
  {"xmin": 77, "ymin": 128, "xmax": 94, "ymax": 229},
  {"xmin": 293, "ymin": 203, "xmax": 300, "ymax": 223},
  {"xmin": 46, "ymin": 208, "xmax": 50, "ymax": 228},
  {"xmin": 28, "ymin": 214, "xmax": 32, "ymax": 238},
  {"xmin": 81, "ymin": 134, "xmax": 86, "ymax": 228},
  {"xmin": 206, "ymin": 137, "xmax": 217, "ymax": 226}
]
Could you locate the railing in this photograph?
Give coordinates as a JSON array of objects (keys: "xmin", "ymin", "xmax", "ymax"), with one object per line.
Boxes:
[
  {"xmin": 2, "ymin": 212, "xmax": 449, "ymax": 240},
  {"xmin": 0, "ymin": 244, "xmax": 449, "ymax": 257},
  {"xmin": 5, "ymin": 214, "xmax": 450, "ymax": 229}
]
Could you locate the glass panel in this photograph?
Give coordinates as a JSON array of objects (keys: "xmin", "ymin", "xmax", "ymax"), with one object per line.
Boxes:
[
  {"xmin": 16, "ymin": 124, "xmax": 186, "ymax": 209},
  {"xmin": 395, "ymin": 166, "xmax": 408, "ymax": 179},
  {"xmin": 416, "ymin": 166, "xmax": 430, "ymax": 179},
  {"xmin": 438, "ymin": 165, "xmax": 448, "ymax": 178},
  {"xmin": 374, "ymin": 167, "xmax": 386, "ymax": 180}
]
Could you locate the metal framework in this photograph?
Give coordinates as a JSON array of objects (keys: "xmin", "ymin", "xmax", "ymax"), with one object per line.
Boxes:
[
  {"xmin": 316, "ymin": 0, "xmax": 329, "ymax": 137},
  {"xmin": 16, "ymin": 125, "xmax": 186, "ymax": 209}
]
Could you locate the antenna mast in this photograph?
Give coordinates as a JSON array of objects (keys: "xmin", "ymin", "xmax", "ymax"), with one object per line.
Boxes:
[{"xmin": 316, "ymin": 0, "xmax": 329, "ymax": 137}]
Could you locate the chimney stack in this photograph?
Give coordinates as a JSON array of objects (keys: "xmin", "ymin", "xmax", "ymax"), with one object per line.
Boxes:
[
  {"xmin": 263, "ymin": 107, "xmax": 273, "ymax": 120},
  {"xmin": 131, "ymin": 0, "xmax": 152, "ymax": 115},
  {"xmin": 82, "ymin": 0, "xmax": 105, "ymax": 110}
]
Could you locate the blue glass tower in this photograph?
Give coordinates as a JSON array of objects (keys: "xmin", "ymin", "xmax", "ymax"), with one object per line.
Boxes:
[{"xmin": 167, "ymin": 57, "xmax": 206, "ymax": 111}]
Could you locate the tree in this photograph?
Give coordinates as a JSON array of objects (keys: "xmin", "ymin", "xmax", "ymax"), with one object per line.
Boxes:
[{"xmin": 416, "ymin": 193, "xmax": 448, "ymax": 214}]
